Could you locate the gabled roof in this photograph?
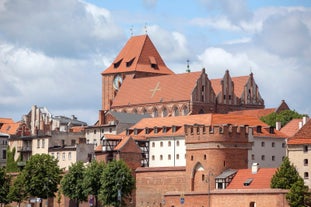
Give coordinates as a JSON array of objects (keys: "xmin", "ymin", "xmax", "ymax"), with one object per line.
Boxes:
[
  {"xmin": 102, "ymin": 35, "xmax": 174, "ymax": 75},
  {"xmin": 287, "ymin": 119, "xmax": 311, "ymax": 145},
  {"xmin": 112, "ymin": 71, "xmax": 202, "ymax": 107},
  {"xmin": 0, "ymin": 122, "xmax": 20, "ymax": 135},
  {"xmin": 280, "ymin": 118, "xmax": 301, "ymax": 137},
  {"xmin": 0, "ymin": 118, "xmax": 14, "ymax": 124},
  {"xmin": 226, "ymin": 168, "xmax": 276, "ymax": 189}
]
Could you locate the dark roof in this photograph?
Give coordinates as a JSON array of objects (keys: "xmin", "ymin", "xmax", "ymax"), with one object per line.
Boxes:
[{"xmin": 109, "ymin": 111, "xmax": 151, "ymax": 124}]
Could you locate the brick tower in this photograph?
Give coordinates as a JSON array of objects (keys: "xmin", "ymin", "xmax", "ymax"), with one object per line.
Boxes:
[
  {"xmin": 184, "ymin": 124, "xmax": 251, "ymax": 192},
  {"xmin": 99, "ymin": 34, "xmax": 174, "ymax": 124}
]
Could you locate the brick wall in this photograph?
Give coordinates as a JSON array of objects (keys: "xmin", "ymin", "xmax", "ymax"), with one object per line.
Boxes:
[{"xmin": 135, "ymin": 167, "xmax": 186, "ymax": 207}]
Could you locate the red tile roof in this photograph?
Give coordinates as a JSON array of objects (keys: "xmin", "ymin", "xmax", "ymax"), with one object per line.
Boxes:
[
  {"xmin": 253, "ymin": 127, "xmax": 287, "ymax": 139},
  {"xmin": 280, "ymin": 118, "xmax": 301, "ymax": 137},
  {"xmin": 123, "ymin": 113, "xmax": 268, "ymax": 138},
  {"xmin": 287, "ymin": 119, "xmax": 311, "ymax": 145},
  {"xmin": 102, "ymin": 35, "xmax": 174, "ymax": 75},
  {"xmin": 226, "ymin": 168, "xmax": 276, "ymax": 189},
  {"xmin": 112, "ymin": 71, "xmax": 202, "ymax": 107},
  {"xmin": 0, "ymin": 118, "xmax": 14, "ymax": 124},
  {"xmin": 229, "ymin": 108, "xmax": 275, "ymax": 119}
]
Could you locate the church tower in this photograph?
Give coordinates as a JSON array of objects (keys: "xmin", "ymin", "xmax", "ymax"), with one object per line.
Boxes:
[{"xmin": 99, "ymin": 34, "xmax": 174, "ymax": 124}]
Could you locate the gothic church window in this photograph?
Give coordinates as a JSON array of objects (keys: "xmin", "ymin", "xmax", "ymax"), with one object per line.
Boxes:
[
  {"xmin": 162, "ymin": 107, "xmax": 168, "ymax": 117},
  {"xmin": 173, "ymin": 106, "xmax": 179, "ymax": 116},
  {"xmin": 153, "ymin": 108, "xmax": 158, "ymax": 117}
]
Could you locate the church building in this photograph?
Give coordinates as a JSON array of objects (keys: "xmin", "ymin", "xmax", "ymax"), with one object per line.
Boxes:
[{"xmin": 99, "ymin": 34, "xmax": 264, "ymax": 125}]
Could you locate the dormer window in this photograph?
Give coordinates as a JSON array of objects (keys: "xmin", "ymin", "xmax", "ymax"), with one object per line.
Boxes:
[
  {"xmin": 154, "ymin": 127, "xmax": 158, "ymax": 134},
  {"xmin": 172, "ymin": 125, "xmax": 176, "ymax": 133},
  {"xmin": 113, "ymin": 59, "xmax": 123, "ymax": 68},
  {"xmin": 256, "ymin": 126, "xmax": 262, "ymax": 133},
  {"xmin": 145, "ymin": 128, "xmax": 150, "ymax": 134},
  {"xmin": 163, "ymin": 127, "xmax": 167, "ymax": 133},
  {"xmin": 126, "ymin": 57, "xmax": 135, "ymax": 67},
  {"xmin": 149, "ymin": 56, "xmax": 158, "ymax": 69},
  {"xmin": 134, "ymin": 128, "xmax": 138, "ymax": 135}
]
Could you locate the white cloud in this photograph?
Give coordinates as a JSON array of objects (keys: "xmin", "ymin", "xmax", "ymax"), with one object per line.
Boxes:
[
  {"xmin": 147, "ymin": 25, "xmax": 190, "ymax": 61},
  {"xmin": 0, "ymin": 42, "xmax": 102, "ymax": 124},
  {"xmin": 197, "ymin": 47, "xmax": 255, "ymax": 77}
]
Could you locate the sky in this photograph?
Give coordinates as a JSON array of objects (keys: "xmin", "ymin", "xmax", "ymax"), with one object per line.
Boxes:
[{"xmin": 0, "ymin": 0, "xmax": 310, "ymax": 125}]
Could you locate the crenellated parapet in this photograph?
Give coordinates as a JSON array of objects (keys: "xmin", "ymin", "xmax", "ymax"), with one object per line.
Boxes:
[{"xmin": 184, "ymin": 124, "xmax": 249, "ymax": 144}]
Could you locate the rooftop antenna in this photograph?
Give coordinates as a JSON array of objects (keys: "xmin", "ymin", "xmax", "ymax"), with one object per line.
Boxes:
[
  {"xmin": 130, "ymin": 25, "xmax": 134, "ymax": 36},
  {"xmin": 186, "ymin": 59, "xmax": 191, "ymax": 73},
  {"xmin": 144, "ymin": 23, "xmax": 148, "ymax": 34}
]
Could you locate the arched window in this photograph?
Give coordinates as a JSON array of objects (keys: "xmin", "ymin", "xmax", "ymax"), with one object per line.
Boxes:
[
  {"xmin": 304, "ymin": 172, "xmax": 309, "ymax": 179},
  {"xmin": 249, "ymin": 202, "xmax": 256, "ymax": 207},
  {"xmin": 132, "ymin": 108, "xmax": 138, "ymax": 114},
  {"xmin": 162, "ymin": 107, "xmax": 168, "ymax": 117},
  {"xmin": 182, "ymin": 106, "xmax": 189, "ymax": 116},
  {"xmin": 153, "ymin": 108, "xmax": 158, "ymax": 117},
  {"xmin": 173, "ymin": 106, "xmax": 179, "ymax": 116},
  {"xmin": 142, "ymin": 108, "xmax": 147, "ymax": 115}
]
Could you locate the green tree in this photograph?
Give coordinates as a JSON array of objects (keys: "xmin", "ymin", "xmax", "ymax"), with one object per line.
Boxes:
[
  {"xmin": 260, "ymin": 110, "xmax": 305, "ymax": 127},
  {"xmin": 22, "ymin": 154, "xmax": 62, "ymax": 207},
  {"xmin": 83, "ymin": 160, "xmax": 106, "ymax": 207},
  {"xmin": 6, "ymin": 146, "xmax": 20, "ymax": 172},
  {"xmin": 8, "ymin": 173, "xmax": 28, "ymax": 207},
  {"xmin": 0, "ymin": 167, "xmax": 11, "ymax": 206},
  {"xmin": 99, "ymin": 160, "xmax": 135, "ymax": 207},
  {"xmin": 286, "ymin": 177, "xmax": 311, "ymax": 207},
  {"xmin": 271, "ymin": 157, "xmax": 300, "ymax": 189},
  {"xmin": 61, "ymin": 161, "xmax": 87, "ymax": 207}
]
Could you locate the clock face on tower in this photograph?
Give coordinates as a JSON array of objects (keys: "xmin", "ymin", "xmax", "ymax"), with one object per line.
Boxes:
[{"xmin": 113, "ymin": 74, "xmax": 123, "ymax": 90}]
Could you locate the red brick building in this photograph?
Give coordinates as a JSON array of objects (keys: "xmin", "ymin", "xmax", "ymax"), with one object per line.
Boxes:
[{"xmin": 99, "ymin": 34, "xmax": 265, "ymax": 125}]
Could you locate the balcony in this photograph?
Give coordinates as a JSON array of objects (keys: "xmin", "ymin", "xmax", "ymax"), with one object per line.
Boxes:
[{"xmin": 17, "ymin": 146, "xmax": 32, "ymax": 152}]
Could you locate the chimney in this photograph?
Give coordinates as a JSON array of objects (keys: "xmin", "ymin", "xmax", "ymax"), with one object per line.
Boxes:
[
  {"xmin": 299, "ymin": 121, "xmax": 303, "ymax": 129},
  {"xmin": 252, "ymin": 163, "xmax": 259, "ymax": 174},
  {"xmin": 276, "ymin": 121, "xmax": 281, "ymax": 130},
  {"xmin": 302, "ymin": 116, "xmax": 308, "ymax": 125}
]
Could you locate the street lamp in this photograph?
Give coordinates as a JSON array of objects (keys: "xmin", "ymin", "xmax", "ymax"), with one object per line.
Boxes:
[
  {"xmin": 206, "ymin": 170, "xmax": 214, "ymax": 207},
  {"xmin": 117, "ymin": 175, "xmax": 125, "ymax": 207}
]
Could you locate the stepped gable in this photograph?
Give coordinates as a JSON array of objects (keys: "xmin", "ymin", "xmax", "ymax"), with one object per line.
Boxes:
[
  {"xmin": 211, "ymin": 75, "xmax": 249, "ymax": 97},
  {"xmin": 226, "ymin": 168, "xmax": 277, "ymax": 189},
  {"xmin": 111, "ymin": 71, "xmax": 202, "ymax": 107},
  {"xmin": 287, "ymin": 119, "xmax": 311, "ymax": 144},
  {"xmin": 102, "ymin": 34, "xmax": 174, "ymax": 75}
]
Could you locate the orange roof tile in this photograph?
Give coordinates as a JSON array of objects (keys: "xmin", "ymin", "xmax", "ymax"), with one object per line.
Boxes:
[
  {"xmin": 0, "ymin": 122, "xmax": 20, "ymax": 135},
  {"xmin": 226, "ymin": 168, "xmax": 276, "ymax": 189},
  {"xmin": 70, "ymin": 126, "xmax": 85, "ymax": 133},
  {"xmin": 102, "ymin": 35, "xmax": 174, "ymax": 75},
  {"xmin": 280, "ymin": 118, "xmax": 301, "ymax": 137},
  {"xmin": 112, "ymin": 71, "xmax": 202, "ymax": 107},
  {"xmin": 0, "ymin": 118, "xmax": 14, "ymax": 124},
  {"xmin": 287, "ymin": 119, "xmax": 311, "ymax": 145},
  {"xmin": 253, "ymin": 127, "xmax": 287, "ymax": 139},
  {"xmin": 229, "ymin": 108, "xmax": 275, "ymax": 119},
  {"xmin": 123, "ymin": 113, "xmax": 267, "ymax": 138}
]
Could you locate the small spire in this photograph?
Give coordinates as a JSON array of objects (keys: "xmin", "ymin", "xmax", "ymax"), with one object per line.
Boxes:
[
  {"xmin": 186, "ymin": 59, "xmax": 190, "ymax": 73},
  {"xmin": 130, "ymin": 25, "xmax": 134, "ymax": 36},
  {"xmin": 144, "ymin": 23, "xmax": 148, "ymax": 34}
]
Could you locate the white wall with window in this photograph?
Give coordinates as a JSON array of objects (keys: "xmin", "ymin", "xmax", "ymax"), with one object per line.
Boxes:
[
  {"xmin": 248, "ymin": 128, "xmax": 286, "ymax": 168},
  {"xmin": 288, "ymin": 144, "xmax": 310, "ymax": 189},
  {"xmin": 149, "ymin": 136, "xmax": 185, "ymax": 167}
]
